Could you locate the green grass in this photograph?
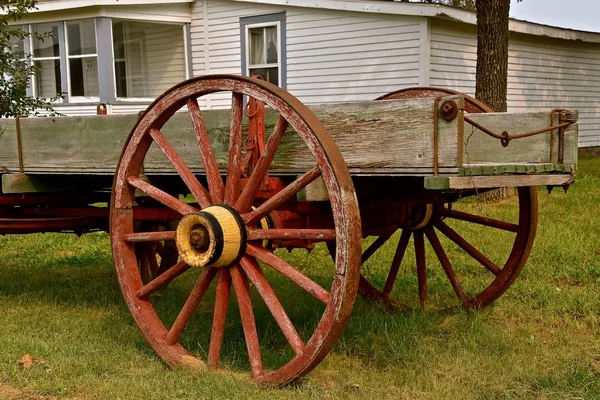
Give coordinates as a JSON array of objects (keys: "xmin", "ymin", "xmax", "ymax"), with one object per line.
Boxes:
[{"xmin": 1, "ymin": 158, "xmax": 599, "ymax": 399}]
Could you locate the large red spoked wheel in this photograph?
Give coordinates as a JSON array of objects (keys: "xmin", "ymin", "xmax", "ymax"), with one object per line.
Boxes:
[
  {"xmin": 110, "ymin": 75, "xmax": 361, "ymax": 386},
  {"xmin": 358, "ymin": 88, "xmax": 538, "ymax": 310}
]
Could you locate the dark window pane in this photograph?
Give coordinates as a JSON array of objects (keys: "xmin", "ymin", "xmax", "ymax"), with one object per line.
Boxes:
[
  {"xmin": 249, "ymin": 67, "xmax": 278, "ymax": 86},
  {"xmin": 265, "ymin": 26, "xmax": 277, "ymax": 64},
  {"xmin": 67, "ymin": 20, "xmax": 96, "ymax": 56},
  {"xmin": 32, "ymin": 23, "xmax": 59, "ymax": 58},
  {"xmin": 69, "ymin": 57, "xmax": 99, "ymax": 96}
]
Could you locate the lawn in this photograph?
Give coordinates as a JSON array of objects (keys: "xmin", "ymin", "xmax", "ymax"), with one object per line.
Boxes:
[{"xmin": 0, "ymin": 158, "xmax": 598, "ymax": 399}]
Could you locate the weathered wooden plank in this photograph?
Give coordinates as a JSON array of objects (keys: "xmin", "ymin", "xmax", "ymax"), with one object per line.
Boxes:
[
  {"xmin": 424, "ymin": 174, "xmax": 575, "ymax": 190},
  {"xmin": 0, "ymin": 98, "xmax": 578, "ymax": 178},
  {"xmin": 461, "ymin": 110, "xmax": 578, "ymax": 166},
  {"xmin": 0, "ymin": 97, "xmax": 461, "ymax": 176}
]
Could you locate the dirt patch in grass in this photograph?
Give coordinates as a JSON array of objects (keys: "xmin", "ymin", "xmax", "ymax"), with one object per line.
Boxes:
[{"xmin": 0, "ymin": 382, "xmax": 83, "ymax": 400}]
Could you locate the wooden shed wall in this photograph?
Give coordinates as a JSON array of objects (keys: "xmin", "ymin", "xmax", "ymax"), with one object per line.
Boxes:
[
  {"xmin": 190, "ymin": 0, "xmax": 423, "ymax": 108},
  {"xmin": 430, "ymin": 20, "xmax": 600, "ymax": 148}
]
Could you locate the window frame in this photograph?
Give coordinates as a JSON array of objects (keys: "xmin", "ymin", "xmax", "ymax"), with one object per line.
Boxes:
[
  {"xmin": 112, "ymin": 20, "xmax": 189, "ymax": 103},
  {"xmin": 240, "ymin": 13, "xmax": 286, "ymax": 89},
  {"xmin": 12, "ymin": 18, "xmax": 190, "ymax": 105},
  {"xmin": 65, "ymin": 19, "xmax": 100, "ymax": 103},
  {"xmin": 28, "ymin": 22, "xmax": 64, "ymax": 102}
]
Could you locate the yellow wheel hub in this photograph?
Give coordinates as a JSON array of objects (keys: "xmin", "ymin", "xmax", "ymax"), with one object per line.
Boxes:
[{"xmin": 175, "ymin": 205, "xmax": 246, "ymax": 268}]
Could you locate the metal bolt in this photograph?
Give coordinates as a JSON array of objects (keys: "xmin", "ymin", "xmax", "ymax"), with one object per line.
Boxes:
[
  {"xmin": 440, "ymin": 100, "xmax": 458, "ymax": 121},
  {"xmin": 190, "ymin": 227, "xmax": 210, "ymax": 252}
]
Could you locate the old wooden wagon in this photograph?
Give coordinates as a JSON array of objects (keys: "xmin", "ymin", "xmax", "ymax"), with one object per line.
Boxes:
[{"xmin": 0, "ymin": 75, "xmax": 577, "ymax": 385}]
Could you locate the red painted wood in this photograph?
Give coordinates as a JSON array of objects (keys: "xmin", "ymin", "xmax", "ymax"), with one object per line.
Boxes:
[
  {"xmin": 188, "ymin": 98, "xmax": 225, "ymax": 203},
  {"xmin": 414, "ymin": 230, "xmax": 428, "ymax": 309},
  {"xmin": 149, "ymin": 128, "xmax": 212, "ymax": 208},
  {"xmin": 145, "ymin": 244, "xmax": 159, "ymax": 277},
  {"xmin": 247, "ymin": 244, "xmax": 329, "ymax": 304},
  {"xmin": 230, "ymin": 265, "xmax": 264, "ymax": 378},
  {"xmin": 235, "ymin": 116, "xmax": 289, "ymax": 213},
  {"xmin": 240, "ymin": 257, "xmax": 305, "ymax": 356},
  {"xmin": 438, "ymin": 207, "xmax": 519, "ymax": 233},
  {"xmin": 123, "ymin": 230, "xmax": 176, "ymax": 243},
  {"xmin": 127, "ymin": 176, "xmax": 196, "ymax": 215},
  {"xmin": 424, "ymin": 227, "xmax": 469, "ymax": 305},
  {"xmin": 136, "ymin": 260, "xmax": 193, "ymax": 299},
  {"xmin": 435, "ymin": 220, "xmax": 502, "ymax": 276},
  {"xmin": 246, "ymin": 228, "xmax": 336, "ymax": 242},
  {"xmin": 208, "ymin": 268, "xmax": 231, "ymax": 368},
  {"xmin": 360, "ymin": 234, "xmax": 392, "ymax": 264},
  {"xmin": 243, "ymin": 166, "xmax": 321, "ymax": 226},
  {"xmin": 224, "ymin": 93, "xmax": 244, "ymax": 205},
  {"xmin": 165, "ymin": 267, "xmax": 217, "ymax": 345},
  {"xmin": 383, "ymin": 229, "xmax": 412, "ymax": 297},
  {"xmin": 111, "ymin": 75, "xmax": 362, "ymax": 386}
]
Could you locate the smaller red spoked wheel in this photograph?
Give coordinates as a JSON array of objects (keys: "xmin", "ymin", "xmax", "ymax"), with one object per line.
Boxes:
[
  {"xmin": 356, "ymin": 88, "xmax": 537, "ymax": 311},
  {"xmin": 110, "ymin": 75, "xmax": 361, "ymax": 386},
  {"xmin": 358, "ymin": 187, "xmax": 538, "ymax": 310}
]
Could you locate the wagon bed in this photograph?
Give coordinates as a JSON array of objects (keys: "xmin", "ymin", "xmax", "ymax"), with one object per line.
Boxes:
[{"xmin": 0, "ymin": 94, "xmax": 576, "ymax": 194}]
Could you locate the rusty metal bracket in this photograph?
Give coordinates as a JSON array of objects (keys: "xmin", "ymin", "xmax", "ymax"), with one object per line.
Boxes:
[
  {"xmin": 432, "ymin": 96, "xmax": 441, "ymax": 176},
  {"xmin": 15, "ymin": 116, "xmax": 25, "ymax": 173},
  {"xmin": 464, "ymin": 115, "xmax": 572, "ymax": 148}
]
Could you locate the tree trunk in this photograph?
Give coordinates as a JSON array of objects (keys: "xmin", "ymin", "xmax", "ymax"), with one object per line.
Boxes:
[
  {"xmin": 475, "ymin": 0, "xmax": 510, "ymax": 113},
  {"xmin": 475, "ymin": 0, "xmax": 512, "ymax": 201}
]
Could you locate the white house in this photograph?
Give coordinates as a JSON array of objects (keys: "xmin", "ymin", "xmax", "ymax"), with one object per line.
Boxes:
[{"xmin": 10, "ymin": 0, "xmax": 600, "ymax": 151}]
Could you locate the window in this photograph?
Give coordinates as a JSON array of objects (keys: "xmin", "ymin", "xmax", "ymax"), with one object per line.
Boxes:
[
  {"xmin": 112, "ymin": 20, "xmax": 187, "ymax": 99},
  {"xmin": 31, "ymin": 22, "xmax": 61, "ymax": 98},
  {"xmin": 241, "ymin": 13, "xmax": 286, "ymax": 88},
  {"xmin": 9, "ymin": 18, "xmax": 188, "ymax": 104},
  {"xmin": 66, "ymin": 19, "xmax": 99, "ymax": 98}
]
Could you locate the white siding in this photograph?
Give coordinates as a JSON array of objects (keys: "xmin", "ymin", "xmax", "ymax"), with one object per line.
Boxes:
[
  {"xmin": 430, "ymin": 20, "xmax": 600, "ymax": 148},
  {"xmin": 190, "ymin": 0, "xmax": 423, "ymax": 107},
  {"xmin": 430, "ymin": 22, "xmax": 477, "ymax": 95},
  {"xmin": 508, "ymin": 33, "xmax": 600, "ymax": 148}
]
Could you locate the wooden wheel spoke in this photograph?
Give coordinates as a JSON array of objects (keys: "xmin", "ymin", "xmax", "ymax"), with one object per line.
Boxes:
[
  {"xmin": 187, "ymin": 98, "xmax": 225, "ymax": 203},
  {"xmin": 246, "ymin": 243, "xmax": 329, "ymax": 304},
  {"xmin": 148, "ymin": 128, "xmax": 212, "ymax": 208},
  {"xmin": 424, "ymin": 227, "xmax": 469, "ymax": 305},
  {"xmin": 240, "ymin": 257, "xmax": 305, "ymax": 355},
  {"xmin": 137, "ymin": 244, "xmax": 150, "ymax": 283},
  {"xmin": 224, "ymin": 92, "xmax": 244, "ymax": 205},
  {"xmin": 145, "ymin": 244, "xmax": 159, "ymax": 277},
  {"xmin": 127, "ymin": 176, "xmax": 197, "ymax": 215},
  {"xmin": 235, "ymin": 116, "xmax": 290, "ymax": 213},
  {"xmin": 361, "ymin": 233, "xmax": 393, "ymax": 264},
  {"xmin": 383, "ymin": 229, "xmax": 412, "ymax": 296},
  {"xmin": 435, "ymin": 220, "xmax": 502, "ymax": 276},
  {"xmin": 247, "ymin": 228, "xmax": 336, "ymax": 242},
  {"xmin": 230, "ymin": 265, "xmax": 264, "ymax": 378},
  {"xmin": 243, "ymin": 167, "xmax": 322, "ymax": 226},
  {"xmin": 208, "ymin": 268, "xmax": 231, "ymax": 368},
  {"xmin": 165, "ymin": 267, "xmax": 217, "ymax": 345},
  {"xmin": 155, "ymin": 241, "xmax": 165, "ymax": 256},
  {"xmin": 413, "ymin": 230, "xmax": 427, "ymax": 309},
  {"xmin": 439, "ymin": 207, "xmax": 519, "ymax": 233},
  {"xmin": 137, "ymin": 260, "xmax": 193, "ymax": 299},
  {"xmin": 123, "ymin": 231, "xmax": 176, "ymax": 243}
]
